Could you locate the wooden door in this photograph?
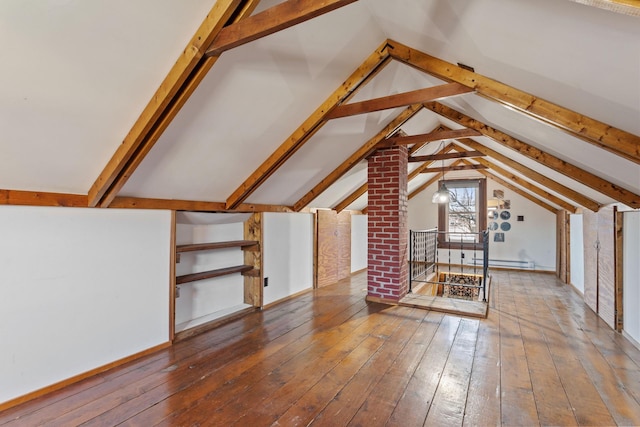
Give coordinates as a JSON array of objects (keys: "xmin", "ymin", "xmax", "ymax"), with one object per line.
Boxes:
[
  {"xmin": 582, "ymin": 206, "xmax": 616, "ymax": 329},
  {"xmin": 583, "ymin": 210, "xmax": 598, "ymax": 313},
  {"xmin": 337, "ymin": 211, "xmax": 351, "ymax": 281},
  {"xmin": 556, "ymin": 210, "xmax": 568, "ymax": 283},
  {"xmin": 597, "ymin": 206, "xmax": 616, "ymax": 329},
  {"xmin": 317, "ymin": 210, "xmax": 339, "ymax": 288},
  {"xmin": 317, "ymin": 210, "xmax": 351, "ymax": 288}
]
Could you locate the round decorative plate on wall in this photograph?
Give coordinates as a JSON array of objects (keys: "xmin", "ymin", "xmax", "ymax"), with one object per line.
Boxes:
[
  {"xmin": 500, "ymin": 211, "xmax": 511, "ymax": 220},
  {"xmin": 500, "ymin": 222, "xmax": 511, "ymax": 231}
]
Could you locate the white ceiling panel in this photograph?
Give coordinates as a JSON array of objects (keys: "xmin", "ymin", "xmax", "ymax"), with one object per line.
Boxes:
[
  {"xmin": 1, "ymin": 0, "xmax": 638, "ymax": 211},
  {"xmin": 0, "ymin": 0, "xmax": 214, "ymax": 194}
]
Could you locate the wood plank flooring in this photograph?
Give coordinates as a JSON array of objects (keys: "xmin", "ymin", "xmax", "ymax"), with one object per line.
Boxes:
[
  {"xmin": 399, "ymin": 293, "xmax": 488, "ymax": 318},
  {"xmin": 2, "ymin": 270, "xmax": 640, "ymax": 426}
]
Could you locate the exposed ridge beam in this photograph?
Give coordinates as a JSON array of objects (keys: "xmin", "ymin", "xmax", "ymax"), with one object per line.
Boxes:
[
  {"xmin": 426, "ymin": 102, "xmax": 640, "ymax": 209},
  {"xmin": 88, "ymin": 0, "xmax": 259, "ymax": 208},
  {"xmin": 0, "ymin": 189, "xmax": 87, "ymax": 207},
  {"xmin": 452, "ymin": 135, "xmax": 600, "ymax": 211},
  {"xmin": 409, "ymin": 151, "xmax": 485, "ymax": 162},
  {"xmin": 476, "ymin": 168, "xmax": 557, "ymax": 214},
  {"xmin": 334, "ymin": 183, "xmax": 367, "ymax": 213},
  {"xmin": 226, "ymin": 40, "xmax": 394, "ymax": 209},
  {"xmin": 292, "ymin": 104, "xmax": 422, "ymax": 211},
  {"xmin": 381, "ymin": 128, "xmax": 481, "ymax": 148},
  {"xmin": 453, "ymin": 148, "xmax": 578, "ymax": 213},
  {"xmin": 325, "ymin": 83, "xmax": 472, "ymax": 120},
  {"xmin": 387, "ymin": 39, "xmax": 640, "ymax": 164},
  {"xmin": 420, "ymin": 164, "xmax": 487, "ymax": 173},
  {"xmin": 110, "ymin": 197, "xmax": 292, "ymax": 213},
  {"xmin": 206, "ymin": 0, "xmax": 359, "ymax": 56}
]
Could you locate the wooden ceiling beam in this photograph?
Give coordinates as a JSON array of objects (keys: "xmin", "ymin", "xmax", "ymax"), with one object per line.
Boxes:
[
  {"xmin": 420, "ymin": 164, "xmax": 487, "ymax": 173},
  {"xmin": 409, "ymin": 151, "xmax": 485, "ymax": 162},
  {"xmin": 333, "ymin": 125, "xmax": 451, "ymax": 212},
  {"xmin": 292, "ymin": 104, "xmax": 422, "ymax": 211},
  {"xmin": 226, "ymin": 40, "xmax": 394, "ymax": 209},
  {"xmin": 381, "ymin": 128, "xmax": 481, "ymax": 148},
  {"xmin": 453, "ymin": 135, "xmax": 601, "ymax": 211},
  {"xmin": 408, "ymin": 160, "xmax": 464, "ymax": 200},
  {"xmin": 476, "ymin": 168, "xmax": 557, "ymax": 214},
  {"xmin": 88, "ymin": 0, "xmax": 260, "ymax": 208},
  {"xmin": 109, "ymin": 197, "xmax": 293, "ymax": 213},
  {"xmin": 406, "ymin": 125, "xmax": 444, "ymax": 155},
  {"xmin": 387, "ymin": 39, "xmax": 640, "ymax": 164},
  {"xmin": 0, "ymin": 189, "xmax": 88, "ymax": 208},
  {"xmin": 333, "ymin": 183, "xmax": 367, "ymax": 213},
  {"xmin": 427, "ymin": 102, "xmax": 640, "ymax": 209},
  {"xmin": 408, "ymin": 142, "xmax": 454, "ymax": 180},
  {"xmin": 206, "ymin": 0, "xmax": 359, "ymax": 56},
  {"xmin": 454, "ymin": 149, "xmax": 578, "ymax": 213},
  {"xmin": 325, "ymin": 83, "xmax": 472, "ymax": 120},
  {"xmin": 566, "ymin": 0, "xmax": 640, "ymax": 17},
  {"xmin": 351, "ymin": 144, "xmax": 464, "ymax": 208}
]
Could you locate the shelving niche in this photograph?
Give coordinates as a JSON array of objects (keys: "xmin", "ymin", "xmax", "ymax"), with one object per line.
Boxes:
[
  {"xmin": 176, "ymin": 240, "xmax": 259, "ymax": 285},
  {"xmin": 173, "ymin": 212, "xmax": 263, "ymax": 340}
]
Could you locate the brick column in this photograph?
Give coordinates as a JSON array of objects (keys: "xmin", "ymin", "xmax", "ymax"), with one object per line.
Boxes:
[{"xmin": 367, "ymin": 145, "xmax": 409, "ymax": 302}]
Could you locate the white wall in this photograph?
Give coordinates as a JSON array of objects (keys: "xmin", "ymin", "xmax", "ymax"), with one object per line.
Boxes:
[
  {"xmin": 623, "ymin": 211, "xmax": 640, "ymax": 345},
  {"xmin": 175, "ymin": 221, "xmax": 249, "ymax": 332},
  {"xmin": 484, "ymin": 180, "xmax": 556, "ymax": 271},
  {"xmin": 408, "ymin": 179, "xmax": 557, "ymax": 271},
  {"xmin": 569, "ymin": 214, "xmax": 585, "ymax": 293},
  {"xmin": 0, "ymin": 206, "xmax": 171, "ymax": 404},
  {"xmin": 263, "ymin": 212, "xmax": 314, "ymax": 305},
  {"xmin": 408, "ymin": 182, "xmax": 439, "ymax": 231},
  {"xmin": 351, "ymin": 214, "xmax": 367, "ymax": 272}
]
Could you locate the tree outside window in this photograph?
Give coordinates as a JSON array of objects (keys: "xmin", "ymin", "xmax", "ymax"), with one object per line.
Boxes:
[{"xmin": 438, "ymin": 179, "xmax": 487, "ymax": 248}]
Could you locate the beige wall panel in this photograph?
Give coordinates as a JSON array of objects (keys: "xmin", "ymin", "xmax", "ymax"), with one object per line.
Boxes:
[
  {"xmin": 597, "ymin": 206, "xmax": 616, "ymax": 329},
  {"xmin": 317, "ymin": 210, "xmax": 338, "ymax": 287},
  {"xmin": 583, "ymin": 209, "xmax": 598, "ymax": 313},
  {"xmin": 337, "ymin": 211, "xmax": 352, "ymax": 280}
]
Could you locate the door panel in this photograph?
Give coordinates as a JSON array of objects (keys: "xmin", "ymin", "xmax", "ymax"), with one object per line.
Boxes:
[
  {"xmin": 597, "ymin": 206, "xmax": 616, "ymax": 329},
  {"xmin": 317, "ymin": 210, "xmax": 352, "ymax": 287},
  {"xmin": 317, "ymin": 210, "xmax": 338, "ymax": 288},
  {"xmin": 583, "ymin": 210, "xmax": 598, "ymax": 313},
  {"xmin": 337, "ymin": 211, "xmax": 352, "ymax": 281}
]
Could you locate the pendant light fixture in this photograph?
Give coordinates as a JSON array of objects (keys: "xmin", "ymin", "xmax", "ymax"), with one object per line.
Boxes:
[
  {"xmin": 431, "ymin": 140, "xmax": 450, "ymax": 204},
  {"xmin": 431, "ymin": 181, "xmax": 450, "ymax": 203}
]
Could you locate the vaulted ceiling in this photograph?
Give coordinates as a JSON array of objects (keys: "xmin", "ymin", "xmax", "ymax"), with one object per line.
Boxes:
[{"xmin": 1, "ymin": 0, "xmax": 639, "ymax": 214}]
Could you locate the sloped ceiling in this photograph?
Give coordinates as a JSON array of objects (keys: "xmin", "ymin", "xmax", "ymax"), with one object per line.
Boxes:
[{"xmin": 1, "ymin": 0, "xmax": 639, "ymax": 213}]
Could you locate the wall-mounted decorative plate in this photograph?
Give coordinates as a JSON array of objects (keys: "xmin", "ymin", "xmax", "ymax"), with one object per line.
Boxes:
[
  {"xmin": 500, "ymin": 222, "xmax": 511, "ymax": 231},
  {"xmin": 500, "ymin": 211, "xmax": 511, "ymax": 220}
]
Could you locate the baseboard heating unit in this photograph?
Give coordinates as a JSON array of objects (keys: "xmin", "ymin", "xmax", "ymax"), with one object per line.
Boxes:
[{"xmin": 470, "ymin": 258, "xmax": 535, "ymax": 269}]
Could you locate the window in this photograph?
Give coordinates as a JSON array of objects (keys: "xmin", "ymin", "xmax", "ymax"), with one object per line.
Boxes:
[{"xmin": 438, "ymin": 179, "xmax": 487, "ymax": 248}]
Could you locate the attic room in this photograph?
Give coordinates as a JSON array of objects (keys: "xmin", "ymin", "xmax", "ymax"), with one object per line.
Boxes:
[{"xmin": 1, "ymin": 0, "xmax": 640, "ymax": 425}]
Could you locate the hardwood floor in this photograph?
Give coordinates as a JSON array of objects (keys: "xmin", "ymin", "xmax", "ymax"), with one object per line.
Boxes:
[{"xmin": 2, "ymin": 270, "xmax": 640, "ymax": 426}]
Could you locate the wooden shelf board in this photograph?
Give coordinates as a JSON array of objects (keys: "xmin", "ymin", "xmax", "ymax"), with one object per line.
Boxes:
[
  {"xmin": 176, "ymin": 240, "xmax": 258, "ymax": 253},
  {"xmin": 176, "ymin": 265, "xmax": 254, "ymax": 284}
]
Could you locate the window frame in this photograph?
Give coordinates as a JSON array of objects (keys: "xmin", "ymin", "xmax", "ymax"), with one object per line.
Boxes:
[{"xmin": 437, "ymin": 178, "xmax": 487, "ymax": 250}]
